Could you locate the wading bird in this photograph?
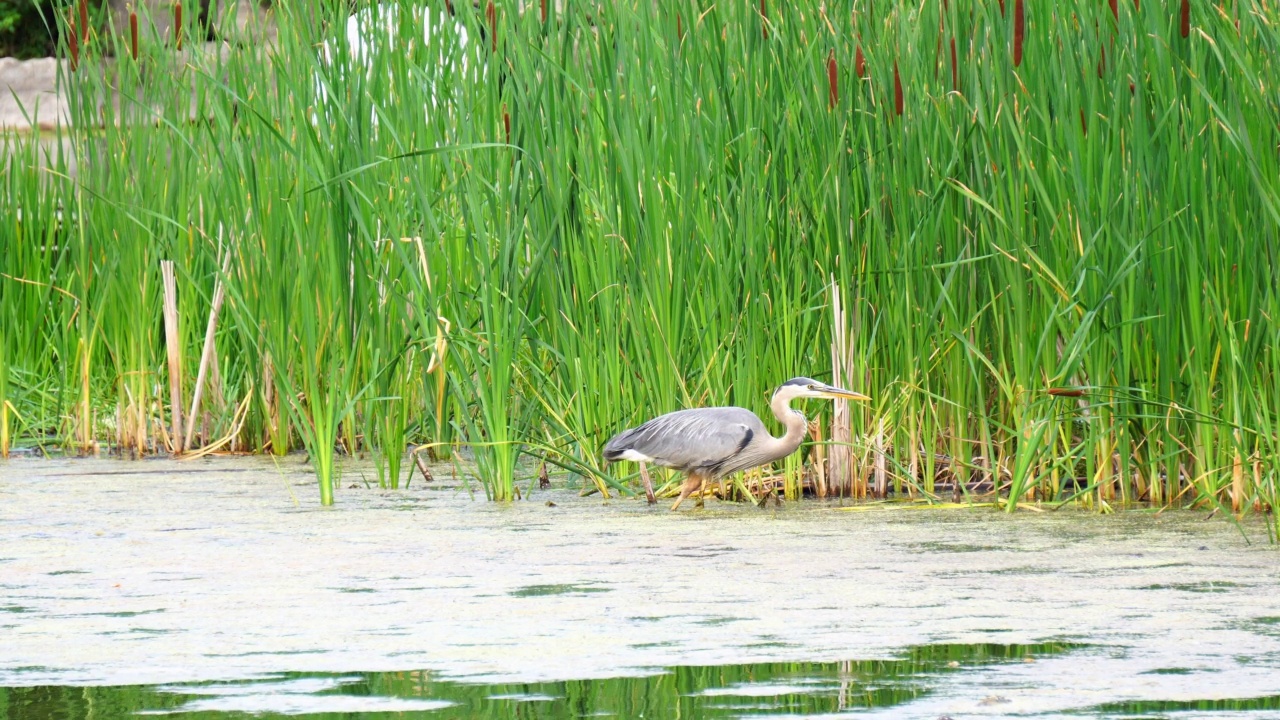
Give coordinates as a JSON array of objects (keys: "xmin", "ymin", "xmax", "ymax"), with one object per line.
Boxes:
[
  {"xmin": 603, "ymin": 378, "xmax": 871, "ymax": 510},
  {"xmin": 314, "ymin": 3, "xmax": 483, "ymax": 133}
]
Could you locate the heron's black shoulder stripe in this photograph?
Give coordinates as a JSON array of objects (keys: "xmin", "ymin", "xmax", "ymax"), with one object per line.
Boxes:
[{"xmin": 734, "ymin": 428, "xmax": 754, "ymax": 454}]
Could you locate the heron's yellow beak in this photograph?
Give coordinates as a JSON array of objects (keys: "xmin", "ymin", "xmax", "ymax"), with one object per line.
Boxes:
[{"xmin": 817, "ymin": 385, "xmax": 872, "ymax": 402}]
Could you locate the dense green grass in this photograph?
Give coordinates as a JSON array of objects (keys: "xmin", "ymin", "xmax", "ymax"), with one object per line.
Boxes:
[{"xmin": 1, "ymin": 0, "xmax": 1277, "ymax": 534}]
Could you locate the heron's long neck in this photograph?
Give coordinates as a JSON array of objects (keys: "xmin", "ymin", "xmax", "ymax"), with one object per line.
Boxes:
[{"xmin": 765, "ymin": 393, "xmax": 809, "ymax": 462}]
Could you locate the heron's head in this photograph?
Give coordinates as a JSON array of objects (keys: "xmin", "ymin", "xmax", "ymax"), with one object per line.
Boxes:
[{"xmin": 774, "ymin": 377, "xmax": 871, "ymax": 403}]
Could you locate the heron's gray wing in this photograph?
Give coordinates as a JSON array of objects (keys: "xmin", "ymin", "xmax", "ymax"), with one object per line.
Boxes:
[{"xmin": 604, "ymin": 407, "xmax": 768, "ymax": 475}]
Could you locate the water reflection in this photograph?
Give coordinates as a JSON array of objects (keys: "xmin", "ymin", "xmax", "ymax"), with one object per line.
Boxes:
[{"xmin": 0, "ymin": 641, "xmax": 1074, "ymax": 719}]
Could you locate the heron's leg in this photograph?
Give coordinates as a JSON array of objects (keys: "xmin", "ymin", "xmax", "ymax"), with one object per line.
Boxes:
[
  {"xmin": 671, "ymin": 473, "xmax": 702, "ymax": 511},
  {"xmin": 695, "ymin": 474, "xmax": 709, "ymax": 508},
  {"xmin": 639, "ymin": 462, "xmax": 656, "ymax": 504}
]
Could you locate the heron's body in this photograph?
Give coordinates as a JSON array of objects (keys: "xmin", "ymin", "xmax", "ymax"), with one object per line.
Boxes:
[
  {"xmin": 314, "ymin": 3, "xmax": 480, "ymax": 132},
  {"xmin": 603, "ymin": 378, "xmax": 870, "ymax": 510}
]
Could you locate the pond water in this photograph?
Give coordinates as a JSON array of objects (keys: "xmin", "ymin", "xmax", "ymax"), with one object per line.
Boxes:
[{"xmin": 2, "ymin": 457, "xmax": 1279, "ymax": 718}]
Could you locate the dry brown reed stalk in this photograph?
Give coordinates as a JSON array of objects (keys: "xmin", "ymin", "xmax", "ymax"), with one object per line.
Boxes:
[
  {"xmin": 1, "ymin": 401, "xmax": 9, "ymax": 459},
  {"xmin": 807, "ymin": 419, "xmax": 827, "ymax": 498},
  {"xmin": 1013, "ymin": 0, "xmax": 1024, "ymax": 67},
  {"xmin": 179, "ymin": 393, "xmax": 251, "ymax": 461},
  {"xmin": 184, "ymin": 254, "xmax": 230, "ymax": 452},
  {"xmin": 873, "ymin": 418, "xmax": 888, "ymax": 497},
  {"xmin": 827, "ymin": 50, "xmax": 837, "ymax": 109},
  {"xmin": 161, "ymin": 260, "xmax": 183, "ymax": 452},
  {"xmin": 828, "ymin": 279, "xmax": 855, "ymax": 497},
  {"xmin": 117, "ymin": 380, "xmax": 148, "ymax": 458},
  {"xmin": 1232, "ymin": 441, "xmax": 1245, "ymax": 513},
  {"xmin": 130, "ymin": 10, "xmax": 138, "ymax": 61}
]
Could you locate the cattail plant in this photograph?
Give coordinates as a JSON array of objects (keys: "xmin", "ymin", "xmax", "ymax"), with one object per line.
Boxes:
[
  {"xmin": 893, "ymin": 60, "xmax": 903, "ymax": 115},
  {"xmin": 174, "ymin": 2, "xmax": 183, "ymax": 50},
  {"xmin": 827, "ymin": 50, "xmax": 837, "ymax": 109},
  {"xmin": 67, "ymin": 10, "xmax": 80, "ymax": 72},
  {"xmin": 78, "ymin": 0, "xmax": 89, "ymax": 46},
  {"xmin": 487, "ymin": 1, "xmax": 496, "ymax": 51},
  {"xmin": 3, "ymin": 0, "xmax": 1277, "ymax": 534},
  {"xmin": 950, "ymin": 37, "xmax": 957, "ymax": 90},
  {"xmin": 129, "ymin": 10, "xmax": 138, "ymax": 61},
  {"xmin": 1180, "ymin": 0, "xmax": 1190, "ymax": 38},
  {"xmin": 1013, "ymin": 0, "xmax": 1025, "ymax": 67}
]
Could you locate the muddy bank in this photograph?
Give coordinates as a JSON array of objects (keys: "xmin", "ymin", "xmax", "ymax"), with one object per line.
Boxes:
[{"xmin": 1, "ymin": 457, "xmax": 1279, "ymax": 716}]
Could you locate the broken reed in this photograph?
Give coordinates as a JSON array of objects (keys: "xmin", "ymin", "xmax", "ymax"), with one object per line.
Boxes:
[{"xmin": 1, "ymin": 0, "xmax": 1277, "ymax": 535}]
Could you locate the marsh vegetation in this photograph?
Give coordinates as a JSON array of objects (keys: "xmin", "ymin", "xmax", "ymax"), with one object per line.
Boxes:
[{"xmin": 1, "ymin": 0, "xmax": 1277, "ymax": 533}]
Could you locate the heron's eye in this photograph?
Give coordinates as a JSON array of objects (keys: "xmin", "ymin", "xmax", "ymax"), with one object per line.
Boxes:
[{"xmin": 807, "ymin": 385, "xmax": 817, "ymax": 390}]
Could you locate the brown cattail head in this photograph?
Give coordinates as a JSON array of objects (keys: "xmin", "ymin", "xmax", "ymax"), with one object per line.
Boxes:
[
  {"xmin": 487, "ymin": 1, "xmax": 496, "ymax": 51},
  {"xmin": 78, "ymin": 0, "xmax": 89, "ymax": 46},
  {"xmin": 129, "ymin": 10, "xmax": 138, "ymax": 61},
  {"xmin": 68, "ymin": 11, "xmax": 80, "ymax": 72},
  {"xmin": 1134, "ymin": 0, "xmax": 1139, "ymax": 11},
  {"xmin": 827, "ymin": 50, "xmax": 838, "ymax": 109},
  {"xmin": 174, "ymin": 2, "xmax": 183, "ymax": 50},
  {"xmin": 540, "ymin": 0, "xmax": 547, "ymax": 23},
  {"xmin": 1013, "ymin": 0, "xmax": 1025, "ymax": 67},
  {"xmin": 1179, "ymin": 0, "xmax": 1189, "ymax": 38},
  {"xmin": 893, "ymin": 61, "xmax": 903, "ymax": 116},
  {"xmin": 1048, "ymin": 387, "xmax": 1087, "ymax": 398},
  {"xmin": 1080, "ymin": 108, "xmax": 1087, "ymax": 136},
  {"xmin": 950, "ymin": 36, "xmax": 958, "ymax": 90},
  {"xmin": 855, "ymin": 45, "xmax": 865, "ymax": 78},
  {"xmin": 677, "ymin": 12, "xmax": 683, "ymax": 40},
  {"xmin": 1109, "ymin": 0, "xmax": 1118, "ymax": 21},
  {"xmin": 760, "ymin": 0, "xmax": 768, "ymax": 39},
  {"xmin": 999, "ymin": 0, "xmax": 1006, "ymax": 17},
  {"xmin": 935, "ymin": 14, "xmax": 944, "ymax": 79},
  {"xmin": 1098, "ymin": 44, "xmax": 1105, "ymax": 77},
  {"xmin": 503, "ymin": 105, "xmax": 510, "ymax": 143}
]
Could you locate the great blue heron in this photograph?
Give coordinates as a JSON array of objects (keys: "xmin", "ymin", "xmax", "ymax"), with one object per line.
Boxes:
[
  {"xmin": 314, "ymin": 3, "xmax": 483, "ymax": 133},
  {"xmin": 603, "ymin": 378, "xmax": 871, "ymax": 510}
]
